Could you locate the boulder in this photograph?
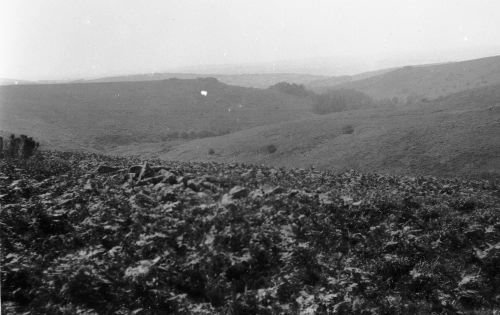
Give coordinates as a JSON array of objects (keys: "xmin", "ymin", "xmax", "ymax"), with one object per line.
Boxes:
[
  {"xmin": 95, "ymin": 164, "xmax": 119, "ymax": 174},
  {"xmin": 138, "ymin": 162, "xmax": 154, "ymax": 180},
  {"xmin": 159, "ymin": 169, "xmax": 177, "ymax": 184},
  {"xmin": 228, "ymin": 186, "xmax": 249, "ymax": 199}
]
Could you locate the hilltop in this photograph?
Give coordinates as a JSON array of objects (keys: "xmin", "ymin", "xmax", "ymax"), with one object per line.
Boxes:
[
  {"xmin": 1, "ymin": 150, "xmax": 499, "ymax": 314},
  {"xmin": 309, "ymin": 55, "xmax": 500, "ymax": 100}
]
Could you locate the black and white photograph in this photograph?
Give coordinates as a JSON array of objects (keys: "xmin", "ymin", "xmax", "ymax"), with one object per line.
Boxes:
[{"xmin": 1, "ymin": 0, "xmax": 500, "ymax": 314}]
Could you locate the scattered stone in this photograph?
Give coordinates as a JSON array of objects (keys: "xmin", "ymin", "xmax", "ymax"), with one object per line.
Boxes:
[
  {"xmin": 95, "ymin": 164, "xmax": 119, "ymax": 174},
  {"xmin": 129, "ymin": 165, "xmax": 143, "ymax": 177},
  {"xmin": 228, "ymin": 185, "xmax": 249, "ymax": 199},
  {"xmin": 159, "ymin": 188, "xmax": 177, "ymax": 202},
  {"xmin": 137, "ymin": 175, "xmax": 165, "ymax": 186},
  {"xmin": 265, "ymin": 186, "xmax": 285, "ymax": 195},
  {"xmin": 186, "ymin": 179, "xmax": 200, "ymax": 192},
  {"xmin": 159, "ymin": 169, "xmax": 177, "ymax": 184},
  {"xmin": 138, "ymin": 162, "xmax": 154, "ymax": 180}
]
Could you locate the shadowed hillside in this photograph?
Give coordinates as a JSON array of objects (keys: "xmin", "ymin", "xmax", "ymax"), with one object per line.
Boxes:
[
  {"xmin": 0, "ymin": 78, "xmax": 314, "ymax": 151},
  {"xmin": 312, "ymin": 55, "xmax": 500, "ymax": 101}
]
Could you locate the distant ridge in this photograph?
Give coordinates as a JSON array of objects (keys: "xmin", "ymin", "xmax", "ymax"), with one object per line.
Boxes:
[{"xmin": 319, "ymin": 54, "xmax": 500, "ymax": 100}]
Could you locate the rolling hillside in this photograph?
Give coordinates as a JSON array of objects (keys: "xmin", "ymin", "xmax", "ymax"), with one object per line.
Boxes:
[
  {"xmin": 0, "ymin": 78, "xmax": 314, "ymax": 151},
  {"xmin": 312, "ymin": 55, "xmax": 500, "ymax": 101},
  {"xmin": 145, "ymin": 84, "xmax": 500, "ymax": 179}
]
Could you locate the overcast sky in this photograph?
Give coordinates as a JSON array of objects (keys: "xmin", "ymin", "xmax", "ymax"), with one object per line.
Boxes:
[{"xmin": 1, "ymin": 0, "xmax": 500, "ymax": 80}]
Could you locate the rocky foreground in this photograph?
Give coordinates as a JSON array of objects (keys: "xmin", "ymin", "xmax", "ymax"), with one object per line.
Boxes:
[{"xmin": 1, "ymin": 151, "xmax": 500, "ymax": 314}]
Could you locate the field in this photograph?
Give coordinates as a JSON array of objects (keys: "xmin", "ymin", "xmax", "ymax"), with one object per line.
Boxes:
[
  {"xmin": 0, "ymin": 78, "xmax": 314, "ymax": 151},
  {"xmin": 1, "ymin": 151, "xmax": 499, "ymax": 314}
]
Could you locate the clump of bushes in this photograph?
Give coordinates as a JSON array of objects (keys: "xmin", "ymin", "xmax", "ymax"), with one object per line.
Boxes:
[
  {"xmin": 268, "ymin": 82, "xmax": 312, "ymax": 98},
  {"xmin": 0, "ymin": 134, "xmax": 39, "ymax": 159}
]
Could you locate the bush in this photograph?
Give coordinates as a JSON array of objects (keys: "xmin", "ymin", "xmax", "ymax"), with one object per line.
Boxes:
[
  {"xmin": 268, "ymin": 82, "xmax": 312, "ymax": 98},
  {"xmin": 342, "ymin": 125, "xmax": 354, "ymax": 134},
  {"xmin": 265, "ymin": 144, "xmax": 277, "ymax": 154},
  {"xmin": 208, "ymin": 148, "xmax": 215, "ymax": 155},
  {"xmin": 1, "ymin": 134, "xmax": 39, "ymax": 159}
]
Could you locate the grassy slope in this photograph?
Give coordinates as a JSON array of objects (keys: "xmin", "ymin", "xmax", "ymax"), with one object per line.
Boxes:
[
  {"xmin": 151, "ymin": 84, "xmax": 500, "ymax": 179},
  {"xmin": 0, "ymin": 78, "xmax": 313, "ymax": 150},
  {"xmin": 315, "ymin": 55, "xmax": 500, "ymax": 100}
]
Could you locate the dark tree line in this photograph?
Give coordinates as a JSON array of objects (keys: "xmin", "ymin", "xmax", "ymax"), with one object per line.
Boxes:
[{"xmin": 312, "ymin": 88, "xmax": 375, "ymax": 114}]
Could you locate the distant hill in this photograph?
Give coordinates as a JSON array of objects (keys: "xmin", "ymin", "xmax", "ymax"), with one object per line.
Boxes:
[
  {"xmin": 0, "ymin": 78, "xmax": 32, "ymax": 86},
  {"xmin": 306, "ymin": 68, "xmax": 396, "ymax": 93},
  {"xmin": 149, "ymin": 84, "xmax": 500, "ymax": 179},
  {"xmin": 0, "ymin": 78, "xmax": 314, "ymax": 150},
  {"xmin": 87, "ymin": 73, "xmax": 328, "ymax": 89},
  {"xmin": 313, "ymin": 55, "xmax": 500, "ymax": 100}
]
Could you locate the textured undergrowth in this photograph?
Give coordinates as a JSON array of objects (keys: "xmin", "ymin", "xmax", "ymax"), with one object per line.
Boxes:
[{"xmin": 1, "ymin": 151, "xmax": 499, "ymax": 314}]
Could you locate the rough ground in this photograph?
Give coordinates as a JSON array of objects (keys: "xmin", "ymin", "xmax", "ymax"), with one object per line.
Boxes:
[{"xmin": 1, "ymin": 151, "xmax": 500, "ymax": 314}]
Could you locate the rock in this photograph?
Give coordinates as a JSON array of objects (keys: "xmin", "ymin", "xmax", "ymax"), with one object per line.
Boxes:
[
  {"xmin": 265, "ymin": 186, "xmax": 285, "ymax": 195},
  {"xmin": 159, "ymin": 169, "xmax": 177, "ymax": 184},
  {"xmin": 95, "ymin": 164, "xmax": 119, "ymax": 174},
  {"xmin": 138, "ymin": 162, "xmax": 154, "ymax": 180},
  {"xmin": 200, "ymin": 181, "xmax": 218, "ymax": 192},
  {"xmin": 137, "ymin": 175, "xmax": 165, "ymax": 186},
  {"xmin": 249, "ymin": 189, "xmax": 264, "ymax": 200},
  {"xmin": 228, "ymin": 186, "xmax": 249, "ymax": 199},
  {"xmin": 130, "ymin": 192, "xmax": 157, "ymax": 208},
  {"xmin": 129, "ymin": 165, "xmax": 143, "ymax": 177},
  {"xmin": 202, "ymin": 175, "xmax": 219, "ymax": 183},
  {"xmin": 220, "ymin": 193, "xmax": 237, "ymax": 210},
  {"xmin": 241, "ymin": 170, "xmax": 254, "ymax": 180},
  {"xmin": 83, "ymin": 179, "xmax": 94, "ymax": 191},
  {"xmin": 185, "ymin": 179, "xmax": 200, "ymax": 192},
  {"xmin": 383, "ymin": 241, "xmax": 399, "ymax": 252},
  {"xmin": 159, "ymin": 188, "xmax": 177, "ymax": 202},
  {"xmin": 318, "ymin": 193, "xmax": 334, "ymax": 205}
]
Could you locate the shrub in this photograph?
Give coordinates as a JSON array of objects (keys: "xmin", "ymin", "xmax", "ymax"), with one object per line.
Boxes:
[
  {"xmin": 208, "ymin": 148, "xmax": 215, "ymax": 155},
  {"xmin": 268, "ymin": 82, "xmax": 312, "ymax": 98},
  {"xmin": 342, "ymin": 125, "xmax": 354, "ymax": 134},
  {"xmin": 265, "ymin": 144, "xmax": 277, "ymax": 154},
  {"xmin": 1, "ymin": 134, "xmax": 39, "ymax": 159}
]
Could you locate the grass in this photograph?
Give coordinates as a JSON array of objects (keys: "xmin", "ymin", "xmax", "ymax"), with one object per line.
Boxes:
[
  {"xmin": 313, "ymin": 55, "xmax": 500, "ymax": 100},
  {"xmin": 0, "ymin": 78, "xmax": 314, "ymax": 151},
  {"xmin": 154, "ymin": 84, "xmax": 500, "ymax": 179}
]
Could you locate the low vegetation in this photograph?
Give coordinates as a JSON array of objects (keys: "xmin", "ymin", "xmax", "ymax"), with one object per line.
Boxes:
[
  {"xmin": 265, "ymin": 144, "xmax": 278, "ymax": 154},
  {"xmin": 0, "ymin": 78, "xmax": 314, "ymax": 151},
  {"xmin": 1, "ymin": 150, "xmax": 499, "ymax": 314},
  {"xmin": 312, "ymin": 89, "xmax": 375, "ymax": 114}
]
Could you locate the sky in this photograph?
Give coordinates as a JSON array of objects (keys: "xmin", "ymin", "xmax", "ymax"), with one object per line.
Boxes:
[{"xmin": 1, "ymin": 0, "xmax": 500, "ymax": 80}]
